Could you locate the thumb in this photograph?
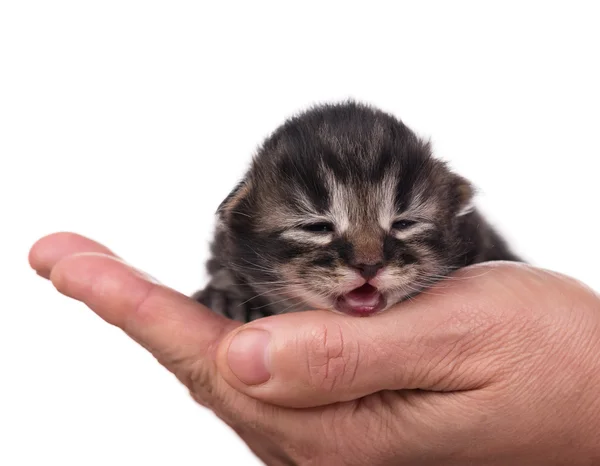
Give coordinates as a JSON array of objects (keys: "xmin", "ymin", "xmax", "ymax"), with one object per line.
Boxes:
[{"xmin": 216, "ymin": 263, "xmax": 549, "ymax": 408}]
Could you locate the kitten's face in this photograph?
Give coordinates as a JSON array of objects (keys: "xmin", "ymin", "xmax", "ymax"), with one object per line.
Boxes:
[{"xmin": 218, "ymin": 103, "xmax": 473, "ymax": 316}]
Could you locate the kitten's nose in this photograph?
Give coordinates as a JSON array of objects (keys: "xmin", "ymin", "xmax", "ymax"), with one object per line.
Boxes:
[{"xmin": 354, "ymin": 262, "xmax": 384, "ymax": 280}]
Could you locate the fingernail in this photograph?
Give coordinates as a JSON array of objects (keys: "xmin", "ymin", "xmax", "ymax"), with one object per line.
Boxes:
[{"xmin": 227, "ymin": 329, "xmax": 271, "ymax": 385}]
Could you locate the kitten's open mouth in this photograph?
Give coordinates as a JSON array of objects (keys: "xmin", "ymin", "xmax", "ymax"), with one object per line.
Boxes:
[{"xmin": 336, "ymin": 284, "xmax": 386, "ymax": 317}]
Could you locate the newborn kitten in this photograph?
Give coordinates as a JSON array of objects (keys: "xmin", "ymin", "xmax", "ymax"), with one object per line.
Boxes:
[{"xmin": 193, "ymin": 101, "xmax": 522, "ymax": 322}]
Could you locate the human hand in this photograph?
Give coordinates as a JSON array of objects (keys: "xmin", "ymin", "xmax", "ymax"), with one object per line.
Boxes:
[{"xmin": 29, "ymin": 232, "xmax": 600, "ymax": 465}]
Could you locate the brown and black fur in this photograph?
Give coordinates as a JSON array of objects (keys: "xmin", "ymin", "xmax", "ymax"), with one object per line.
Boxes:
[{"xmin": 193, "ymin": 101, "xmax": 522, "ymax": 322}]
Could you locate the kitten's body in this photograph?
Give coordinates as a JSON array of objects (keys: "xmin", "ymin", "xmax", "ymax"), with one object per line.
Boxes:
[{"xmin": 193, "ymin": 102, "xmax": 521, "ymax": 322}]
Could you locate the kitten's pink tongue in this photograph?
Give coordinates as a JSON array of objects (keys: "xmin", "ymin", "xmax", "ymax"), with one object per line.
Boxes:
[{"xmin": 336, "ymin": 284, "xmax": 386, "ymax": 317}]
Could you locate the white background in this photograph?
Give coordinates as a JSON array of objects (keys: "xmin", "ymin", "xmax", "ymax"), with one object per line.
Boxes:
[{"xmin": 2, "ymin": 1, "xmax": 599, "ymax": 465}]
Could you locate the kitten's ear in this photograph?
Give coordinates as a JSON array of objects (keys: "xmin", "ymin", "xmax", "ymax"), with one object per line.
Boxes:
[
  {"xmin": 452, "ymin": 175, "xmax": 476, "ymax": 217},
  {"xmin": 216, "ymin": 178, "xmax": 251, "ymax": 220}
]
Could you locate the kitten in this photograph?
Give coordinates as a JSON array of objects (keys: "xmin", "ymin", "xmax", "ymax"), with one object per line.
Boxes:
[{"xmin": 193, "ymin": 101, "xmax": 522, "ymax": 322}]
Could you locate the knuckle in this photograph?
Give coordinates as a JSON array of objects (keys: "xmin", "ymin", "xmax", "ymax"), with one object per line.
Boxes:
[
  {"xmin": 304, "ymin": 323, "xmax": 360, "ymax": 392},
  {"xmin": 128, "ymin": 281, "xmax": 159, "ymax": 329}
]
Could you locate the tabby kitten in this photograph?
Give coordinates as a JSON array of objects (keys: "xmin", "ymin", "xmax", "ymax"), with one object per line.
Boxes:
[{"xmin": 193, "ymin": 101, "xmax": 521, "ymax": 322}]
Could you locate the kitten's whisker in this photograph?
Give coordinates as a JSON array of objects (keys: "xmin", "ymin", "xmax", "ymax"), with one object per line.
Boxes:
[
  {"xmin": 238, "ymin": 285, "xmax": 301, "ymax": 306},
  {"xmin": 228, "ymin": 279, "xmax": 298, "ymax": 289},
  {"xmin": 253, "ymin": 285, "xmax": 323, "ymax": 311},
  {"xmin": 237, "ymin": 282, "xmax": 310, "ymax": 308},
  {"xmin": 391, "ymin": 279, "xmax": 447, "ymax": 298},
  {"xmin": 228, "ymin": 210, "xmax": 252, "ymax": 218},
  {"xmin": 235, "ymin": 260, "xmax": 274, "ymax": 273},
  {"xmin": 238, "ymin": 294, "xmax": 294, "ymax": 310},
  {"xmin": 406, "ymin": 287, "xmax": 446, "ymax": 297},
  {"xmin": 241, "ymin": 280, "xmax": 299, "ymax": 286},
  {"xmin": 408, "ymin": 277, "xmax": 472, "ymax": 297},
  {"xmin": 250, "ymin": 295, "xmax": 298, "ymax": 310},
  {"xmin": 419, "ymin": 270, "xmax": 493, "ymax": 281},
  {"xmin": 244, "ymin": 246, "xmax": 275, "ymax": 267},
  {"xmin": 279, "ymin": 301, "xmax": 306, "ymax": 315},
  {"xmin": 237, "ymin": 257, "xmax": 274, "ymax": 269}
]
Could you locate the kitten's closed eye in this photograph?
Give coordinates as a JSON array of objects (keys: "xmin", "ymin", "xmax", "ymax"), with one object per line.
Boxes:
[
  {"xmin": 300, "ymin": 222, "xmax": 335, "ymax": 233},
  {"xmin": 391, "ymin": 219, "xmax": 417, "ymax": 231}
]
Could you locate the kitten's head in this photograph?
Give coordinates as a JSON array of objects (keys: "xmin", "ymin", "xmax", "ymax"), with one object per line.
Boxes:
[{"xmin": 217, "ymin": 102, "xmax": 475, "ymax": 316}]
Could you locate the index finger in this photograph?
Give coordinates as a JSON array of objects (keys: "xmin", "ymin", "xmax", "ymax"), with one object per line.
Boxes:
[{"xmin": 29, "ymin": 233, "xmax": 240, "ymax": 392}]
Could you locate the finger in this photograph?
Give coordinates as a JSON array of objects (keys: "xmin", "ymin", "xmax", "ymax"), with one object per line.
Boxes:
[
  {"xmin": 29, "ymin": 232, "xmax": 118, "ymax": 278},
  {"xmin": 49, "ymin": 253, "xmax": 240, "ymax": 391},
  {"xmin": 216, "ymin": 262, "xmax": 555, "ymax": 408}
]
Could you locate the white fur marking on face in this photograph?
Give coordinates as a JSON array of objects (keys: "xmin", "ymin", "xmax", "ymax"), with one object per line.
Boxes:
[
  {"xmin": 281, "ymin": 230, "xmax": 333, "ymax": 245},
  {"xmin": 391, "ymin": 222, "xmax": 435, "ymax": 240},
  {"xmin": 371, "ymin": 267, "xmax": 417, "ymax": 292},
  {"xmin": 377, "ymin": 174, "xmax": 398, "ymax": 230},
  {"xmin": 326, "ymin": 175, "xmax": 350, "ymax": 233}
]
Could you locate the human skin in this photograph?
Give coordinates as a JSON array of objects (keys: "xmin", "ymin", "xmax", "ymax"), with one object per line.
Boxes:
[{"xmin": 29, "ymin": 232, "xmax": 600, "ymax": 465}]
